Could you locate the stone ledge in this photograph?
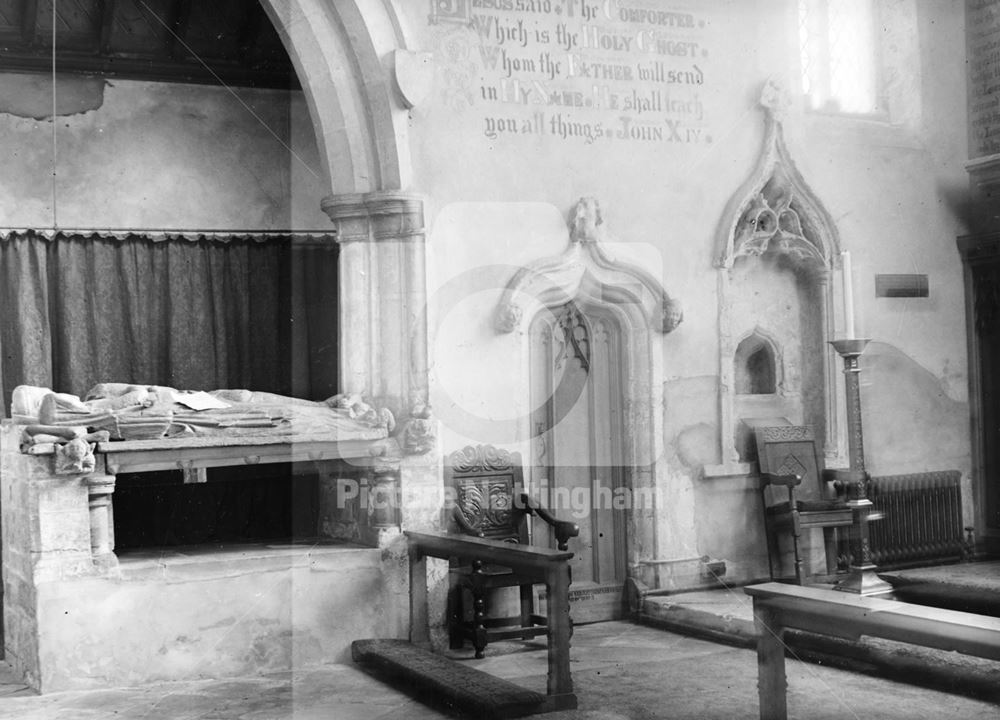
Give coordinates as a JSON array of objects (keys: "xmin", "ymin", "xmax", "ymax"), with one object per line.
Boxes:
[
  {"xmin": 115, "ymin": 543, "xmax": 380, "ymax": 583},
  {"xmin": 701, "ymin": 462, "xmax": 753, "ymax": 480}
]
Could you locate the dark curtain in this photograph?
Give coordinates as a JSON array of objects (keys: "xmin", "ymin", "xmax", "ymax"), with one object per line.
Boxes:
[
  {"xmin": 0, "ymin": 231, "xmax": 339, "ymax": 416},
  {"xmin": 1, "ymin": 231, "xmax": 340, "ymax": 549}
]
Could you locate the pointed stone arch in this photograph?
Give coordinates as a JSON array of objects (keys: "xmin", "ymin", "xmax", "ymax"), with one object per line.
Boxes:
[
  {"xmin": 734, "ymin": 326, "xmax": 783, "ymax": 396},
  {"xmin": 259, "ymin": 0, "xmax": 413, "ymax": 194},
  {"xmin": 259, "ymin": 1, "xmax": 432, "ymax": 448},
  {"xmin": 714, "ymin": 79, "xmax": 842, "ymax": 273},
  {"xmin": 709, "ymin": 80, "xmax": 850, "ymax": 474}
]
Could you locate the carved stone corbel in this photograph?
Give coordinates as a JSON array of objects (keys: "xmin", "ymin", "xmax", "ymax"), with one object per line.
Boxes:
[
  {"xmin": 494, "ymin": 302, "xmax": 523, "ymax": 334},
  {"xmin": 400, "ymin": 404, "xmax": 436, "ymax": 455},
  {"xmin": 54, "ymin": 438, "xmax": 96, "ymax": 475},
  {"xmin": 662, "ymin": 297, "xmax": 684, "ymax": 334}
]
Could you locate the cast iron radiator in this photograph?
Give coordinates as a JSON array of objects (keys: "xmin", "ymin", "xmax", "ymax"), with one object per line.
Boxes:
[{"xmin": 867, "ymin": 470, "xmax": 968, "ymax": 569}]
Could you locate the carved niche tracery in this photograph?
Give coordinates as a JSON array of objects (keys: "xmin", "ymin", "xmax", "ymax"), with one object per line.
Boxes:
[
  {"xmin": 554, "ymin": 303, "xmax": 591, "ymax": 372},
  {"xmin": 711, "ymin": 79, "xmax": 845, "ymax": 471},
  {"xmin": 716, "ymin": 80, "xmax": 838, "ymax": 275}
]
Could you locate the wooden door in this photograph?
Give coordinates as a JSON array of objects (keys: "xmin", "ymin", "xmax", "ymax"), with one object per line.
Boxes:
[
  {"xmin": 530, "ymin": 303, "xmax": 627, "ymax": 622},
  {"xmin": 971, "ymin": 254, "xmax": 1000, "ymax": 553},
  {"xmin": 959, "ymin": 232, "xmax": 1000, "ymax": 556}
]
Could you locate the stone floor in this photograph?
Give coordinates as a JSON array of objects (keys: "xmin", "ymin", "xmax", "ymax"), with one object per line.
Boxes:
[{"xmin": 0, "ymin": 619, "xmax": 995, "ymax": 719}]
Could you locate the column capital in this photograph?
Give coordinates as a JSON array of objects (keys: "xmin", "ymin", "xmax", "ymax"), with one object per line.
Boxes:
[{"xmin": 321, "ymin": 191, "xmax": 425, "ymax": 243}]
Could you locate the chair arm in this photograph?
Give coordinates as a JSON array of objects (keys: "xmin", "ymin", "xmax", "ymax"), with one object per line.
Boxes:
[
  {"xmin": 760, "ymin": 472, "xmax": 802, "ymax": 488},
  {"xmin": 451, "ymin": 505, "xmax": 484, "ymax": 538},
  {"xmin": 821, "ymin": 468, "xmax": 848, "ymax": 498},
  {"xmin": 520, "ymin": 493, "xmax": 580, "ymax": 551},
  {"xmin": 822, "ymin": 468, "xmax": 867, "ymax": 501}
]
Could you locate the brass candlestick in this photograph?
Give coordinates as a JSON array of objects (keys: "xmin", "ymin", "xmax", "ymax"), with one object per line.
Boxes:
[{"xmin": 829, "ymin": 339, "xmax": 892, "ymax": 595}]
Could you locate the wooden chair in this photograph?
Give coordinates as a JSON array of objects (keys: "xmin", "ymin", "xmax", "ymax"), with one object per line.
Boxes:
[
  {"xmin": 755, "ymin": 426, "xmax": 852, "ymax": 584},
  {"xmin": 446, "ymin": 445, "xmax": 579, "ymax": 658}
]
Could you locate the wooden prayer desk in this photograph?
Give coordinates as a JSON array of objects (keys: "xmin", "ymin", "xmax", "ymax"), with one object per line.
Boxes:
[
  {"xmin": 745, "ymin": 582, "xmax": 1000, "ymax": 720},
  {"xmin": 404, "ymin": 530, "xmax": 577, "ymax": 712}
]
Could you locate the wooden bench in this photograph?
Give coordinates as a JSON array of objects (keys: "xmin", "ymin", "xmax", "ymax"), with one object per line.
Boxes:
[
  {"xmin": 405, "ymin": 530, "xmax": 577, "ymax": 713},
  {"xmin": 745, "ymin": 582, "xmax": 1000, "ymax": 720}
]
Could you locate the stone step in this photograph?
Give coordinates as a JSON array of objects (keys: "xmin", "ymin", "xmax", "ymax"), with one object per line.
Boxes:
[{"xmin": 351, "ymin": 639, "xmax": 546, "ymax": 719}]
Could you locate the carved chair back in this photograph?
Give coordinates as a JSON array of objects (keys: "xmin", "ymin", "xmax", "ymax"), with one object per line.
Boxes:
[
  {"xmin": 446, "ymin": 445, "xmax": 528, "ymax": 545},
  {"xmin": 754, "ymin": 425, "xmax": 827, "ymax": 505}
]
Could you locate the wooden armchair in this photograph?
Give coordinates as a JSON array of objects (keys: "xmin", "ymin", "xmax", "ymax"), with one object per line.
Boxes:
[
  {"xmin": 755, "ymin": 426, "xmax": 852, "ymax": 584},
  {"xmin": 446, "ymin": 445, "xmax": 578, "ymax": 658}
]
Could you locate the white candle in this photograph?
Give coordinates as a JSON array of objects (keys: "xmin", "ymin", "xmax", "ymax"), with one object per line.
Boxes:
[{"xmin": 842, "ymin": 251, "xmax": 855, "ymax": 339}]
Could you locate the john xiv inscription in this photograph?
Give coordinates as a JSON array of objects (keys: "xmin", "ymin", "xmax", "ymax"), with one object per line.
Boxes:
[{"xmin": 430, "ymin": 0, "xmax": 712, "ymax": 146}]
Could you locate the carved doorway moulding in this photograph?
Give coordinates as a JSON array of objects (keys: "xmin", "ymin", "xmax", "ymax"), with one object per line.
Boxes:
[
  {"xmin": 709, "ymin": 79, "xmax": 848, "ymax": 476},
  {"xmin": 494, "ymin": 196, "xmax": 681, "ymax": 583}
]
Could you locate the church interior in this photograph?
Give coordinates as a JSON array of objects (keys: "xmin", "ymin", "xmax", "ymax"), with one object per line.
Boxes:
[{"xmin": 0, "ymin": 0, "xmax": 999, "ymax": 717}]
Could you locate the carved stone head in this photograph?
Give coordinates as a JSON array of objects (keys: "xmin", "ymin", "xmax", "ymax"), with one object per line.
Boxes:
[
  {"xmin": 759, "ymin": 77, "xmax": 791, "ymax": 120},
  {"xmin": 494, "ymin": 302, "xmax": 523, "ymax": 333},
  {"xmin": 570, "ymin": 196, "xmax": 602, "ymax": 244},
  {"xmin": 662, "ymin": 298, "xmax": 684, "ymax": 333},
  {"xmin": 54, "ymin": 438, "xmax": 96, "ymax": 475}
]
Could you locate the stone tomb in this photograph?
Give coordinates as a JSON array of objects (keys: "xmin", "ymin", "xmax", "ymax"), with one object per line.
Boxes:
[{"xmin": 0, "ymin": 421, "xmax": 413, "ymax": 692}]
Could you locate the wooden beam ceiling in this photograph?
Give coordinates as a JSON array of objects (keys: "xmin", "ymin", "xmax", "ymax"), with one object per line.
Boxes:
[{"xmin": 0, "ymin": 0, "xmax": 297, "ymax": 89}]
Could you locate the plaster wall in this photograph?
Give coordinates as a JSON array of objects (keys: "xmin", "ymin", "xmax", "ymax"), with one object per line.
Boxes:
[
  {"xmin": 727, "ymin": 256, "xmax": 826, "ymax": 453},
  {"xmin": 0, "ymin": 74, "xmax": 331, "ymax": 231},
  {"xmin": 401, "ymin": 0, "xmax": 972, "ymax": 583}
]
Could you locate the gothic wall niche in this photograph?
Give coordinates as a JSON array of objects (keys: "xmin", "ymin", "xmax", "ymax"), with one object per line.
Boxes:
[
  {"xmin": 735, "ymin": 331, "xmax": 778, "ymax": 395},
  {"xmin": 728, "ymin": 255, "xmax": 827, "ymax": 462},
  {"xmin": 710, "ymin": 79, "xmax": 846, "ymax": 474}
]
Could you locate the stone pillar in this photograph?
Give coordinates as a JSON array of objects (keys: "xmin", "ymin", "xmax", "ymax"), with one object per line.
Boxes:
[
  {"xmin": 323, "ymin": 195, "xmax": 375, "ymax": 399},
  {"xmin": 368, "ymin": 468, "xmax": 401, "ymax": 530},
  {"xmin": 322, "ymin": 192, "xmax": 440, "ymax": 648},
  {"xmin": 85, "ymin": 474, "xmax": 118, "ymax": 570},
  {"xmin": 322, "ymin": 191, "xmax": 433, "ymax": 454},
  {"xmin": 356, "ymin": 464, "xmax": 402, "ymax": 548}
]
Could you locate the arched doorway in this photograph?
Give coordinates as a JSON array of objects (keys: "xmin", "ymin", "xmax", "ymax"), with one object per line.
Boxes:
[
  {"xmin": 495, "ymin": 197, "xmax": 683, "ymax": 617},
  {"xmin": 530, "ymin": 301, "xmax": 629, "ymax": 622}
]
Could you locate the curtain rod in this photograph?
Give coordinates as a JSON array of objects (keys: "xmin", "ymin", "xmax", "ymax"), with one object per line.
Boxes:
[
  {"xmin": 0, "ymin": 228, "xmax": 336, "ymax": 235},
  {"xmin": 0, "ymin": 229, "xmax": 339, "ymax": 244}
]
